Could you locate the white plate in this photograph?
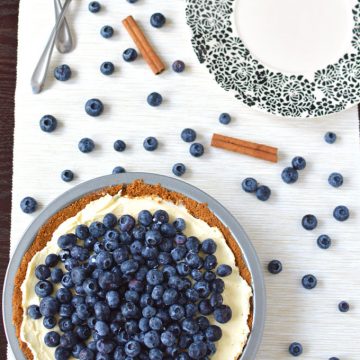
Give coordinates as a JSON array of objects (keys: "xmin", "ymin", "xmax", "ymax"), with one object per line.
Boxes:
[{"xmin": 186, "ymin": 0, "xmax": 360, "ymax": 118}]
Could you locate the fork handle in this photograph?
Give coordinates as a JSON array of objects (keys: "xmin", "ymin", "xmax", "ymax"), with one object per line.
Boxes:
[
  {"xmin": 54, "ymin": 0, "xmax": 73, "ymax": 53},
  {"xmin": 31, "ymin": 0, "xmax": 72, "ymax": 94}
]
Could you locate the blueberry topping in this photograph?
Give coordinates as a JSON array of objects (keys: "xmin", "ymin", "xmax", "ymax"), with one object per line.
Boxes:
[
  {"xmin": 181, "ymin": 128, "xmax": 196, "ymax": 142},
  {"xmin": 123, "ymin": 48, "xmax": 138, "ymax": 62},
  {"xmin": 78, "ymin": 138, "xmax": 95, "ymax": 153},
  {"xmin": 172, "ymin": 60, "xmax": 185, "ymax": 73},
  {"xmin": 143, "ymin": 136, "xmax": 158, "ymax": 151},
  {"xmin": 338, "ymin": 301, "xmax": 350, "ymax": 312},
  {"xmin": 85, "ymin": 98, "xmax": 103, "ymax": 117},
  {"xmin": 325, "ymin": 131, "xmax": 337, "ymax": 144},
  {"xmin": 289, "ymin": 342, "xmax": 303, "ymax": 356},
  {"xmin": 301, "ymin": 214, "xmax": 318, "ymax": 230},
  {"xmin": 100, "ymin": 25, "xmax": 114, "ymax": 38},
  {"xmin": 328, "ymin": 172, "xmax": 343, "ymax": 188},
  {"xmin": 281, "ymin": 167, "xmax": 299, "ymax": 184},
  {"xmin": 291, "ymin": 156, "xmax": 306, "ymax": 170},
  {"xmin": 219, "ymin": 113, "xmax": 231, "ymax": 125},
  {"xmin": 241, "ymin": 177, "xmax": 258, "ymax": 193},
  {"xmin": 61, "ymin": 169, "xmax": 74, "ymax": 182},
  {"xmin": 45, "ymin": 254, "xmax": 59, "ymax": 268},
  {"xmin": 54, "ymin": 64, "xmax": 71, "ymax": 81},
  {"xmin": 44, "ymin": 331, "xmax": 60, "ymax": 347},
  {"xmin": 302, "ymin": 274, "xmax": 317, "ymax": 290},
  {"xmin": 267, "ymin": 260, "xmax": 282, "ymax": 274},
  {"xmin": 256, "ymin": 185, "xmax": 271, "ymax": 201},
  {"xmin": 88, "ymin": 1, "xmax": 101, "ymax": 13},
  {"xmin": 190, "ymin": 143, "xmax": 204, "ymax": 157},
  {"xmin": 333, "ymin": 205, "xmax": 350, "ymax": 221},
  {"xmin": 100, "ymin": 61, "xmax": 114, "ymax": 75},
  {"xmin": 20, "ymin": 196, "xmax": 37, "ymax": 214},
  {"xmin": 40, "ymin": 115, "xmax": 57, "ymax": 132},
  {"xmin": 112, "ymin": 166, "xmax": 126, "ymax": 174},
  {"xmin": 317, "ymin": 234, "xmax": 331, "ymax": 249},
  {"xmin": 147, "ymin": 92, "xmax": 163, "ymax": 107},
  {"xmin": 27, "ymin": 305, "xmax": 42, "ymax": 319},
  {"xmin": 150, "ymin": 13, "xmax": 166, "ymax": 28},
  {"xmin": 172, "ymin": 163, "xmax": 186, "ymax": 177}
]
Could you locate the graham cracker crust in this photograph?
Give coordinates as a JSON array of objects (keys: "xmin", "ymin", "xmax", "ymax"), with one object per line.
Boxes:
[{"xmin": 12, "ymin": 180, "xmax": 253, "ymax": 360}]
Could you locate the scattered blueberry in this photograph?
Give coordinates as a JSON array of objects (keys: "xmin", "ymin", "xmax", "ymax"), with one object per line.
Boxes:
[
  {"xmin": 147, "ymin": 92, "xmax": 163, "ymax": 107},
  {"xmin": 40, "ymin": 115, "xmax": 57, "ymax": 133},
  {"xmin": 54, "ymin": 64, "xmax": 71, "ymax": 81},
  {"xmin": 127, "ymin": 0, "xmax": 138, "ymax": 3},
  {"xmin": 123, "ymin": 48, "xmax": 138, "ymax": 62},
  {"xmin": 328, "ymin": 172, "xmax": 343, "ymax": 188},
  {"xmin": 20, "ymin": 197, "xmax": 37, "ymax": 214},
  {"xmin": 291, "ymin": 156, "xmax": 306, "ymax": 170},
  {"xmin": 268, "ymin": 260, "xmax": 282, "ymax": 274},
  {"xmin": 181, "ymin": 128, "xmax": 196, "ymax": 143},
  {"xmin": 338, "ymin": 301, "xmax": 350, "ymax": 313},
  {"xmin": 219, "ymin": 113, "xmax": 231, "ymax": 125},
  {"xmin": 172, "ymin": 60, "xmax": 185, "ymax": 73},
  {"xmin": 281, "ymin": 167, "xmax": 299, "ymax": 184},
  {"xmin": 325, "ymin": 131, "xmax": 337, "ymax": 144},
  {"xmin": 85, "ymin": 98, "xmax": 103, "ymax": 117},
  {"xmin": 302, "ymin": 274, "xmax": 317, "ymax": 290},
  {"xmin": 112, "ymin": 166, "xmax": 126, "ymax": 174},
  {"xmin": 241, "ymin": 178, "xmax": 258, "ymax": 193},
  {"xmin": 172, "ymin": 163, "xmax": 186, "ymax": 177},
  {"xmin": 333, "ymin": 205, "xmax": 350, "ymax": 222},
  {"xmin": 190, "ymin": 143, "xmax": 204, "ymax": 157},
  {"xmin": 329, "ymin": 358, "xmax": 340, "ymax": 360},
  {"xmin": 61, "ymin": 170, "xmax": 74, "ymax": 182},
  {"xmin": 289, "ymin": 342, "xmax": 303, "ymax": 356},
  {"xmin": 143, "ymin": 136, "xmax": 158, "ymax": 151},
  {"xmin": 216, "ymin": 264, "xmax": 232, "ymax": 277},
  {"xmin": 88, "ymin": 1, "xmax": 101, "ymax": 13},
  {"xmin": 301, "ymin": 214, "xmax": 318, "ymax": 230},
  {"xmin": 100, "ymin": 25, "xmax": 114, "ymax": 38},
  {"xmin": 256, "ymin": 185, "xmax": 271, "ymax": 201},
  {"xmin": 78, "ymin": 138, "xmax": 95, "ymax": 153},
  {"xmin": 317, "ymin": 234, "xmax": 331, "ymax": 249},
  {"xmin": 100, "ymin": 61, "xmax": 114, "ymax": 75},
  {"xmin": 113, "ymin": 140, "xmax": 126, "ymax": 152},
  {"xmin": 150, "ymin": 13, "xmax": 166, "ymax": 28}
]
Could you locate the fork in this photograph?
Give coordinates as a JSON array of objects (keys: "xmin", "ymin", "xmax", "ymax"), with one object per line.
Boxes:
[{"xmin": 54, "ymin": 0, "xmax": 73, "ymax": 53}]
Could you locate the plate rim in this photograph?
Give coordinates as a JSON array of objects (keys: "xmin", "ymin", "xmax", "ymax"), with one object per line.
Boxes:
[{"xmin": 3, "ymin": 172, "xmax": 266, "ymax": 360}]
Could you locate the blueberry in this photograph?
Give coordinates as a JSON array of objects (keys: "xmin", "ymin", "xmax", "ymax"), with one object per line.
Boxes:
[
  {"xmin": 59, "ymin": 249, "xmax": 71, "ymax": 262},
  {"xmin": 172, "ymin": 163, "xmax": 186, "ymax": 177},
  {"xmin": 106, "ymin": 290, "xmax": 120, "ymax": 309},
  {"xmin": 78, "ymin": 137, "xmax": 95, "ymax": 153},
  {"xmin": 88, "ymin": 1, "xmax": 101, "ymax": 13},
  {"xmin": 51, "ymin": 268, "xmax": 63, "ymax": 283},
  {"xmin": 289, "ymin": 342, "xmax": 303, "ymax": 356},
  {"xmin": 89, "ymin": 221, "xmax": 106, "ymax": 237},
  {"xmin": 96, "ymin": 251, "xmax": 114, "ymax": 270},
  {"xmin": 61, "ymin": 273, "xmax": 74, "ymax": 288},
  {"xmin": 150, "ymin": 13, "xmax": 166, "ymax": 28},
  {"xmin": 121, "ymin": 259, "xmax": 139, "ymax": 275},
  {"xmin": 113, "ymin": 139, "xmax": 126, "ymax": 152},
  {"xmin": 329, "ymin": 358, "xmax": 340, "ymax": 360},
  {"xmin": 100, "ymin": 61, "xmax": 114, "ymax": 75},
  {"xmin": 45, "ymin": 254, "xmax": 59, "ymax": 268},
  {"xmin": 172, "ymin": 60, "xmax": 185, "ymax": 73},
  {"xmin": 72, "ymin": 344, "xmax": 86, "ymax": 358},
  {"xmin": 149, "ymin": 316, "xmax": 162, "ymax": 330},
  {"xmin": 214, "ymin": 305, "xmax": 232, "ymax": 323},
  {"xmin": 190, "ymin": 143, "xmax": 204, "ymax": 157},
  {"xmin": 173, "ymin": 217, "xmax": 186, "ymax": 231},
  {"xmin": 103, "ymin": 213, "xmax": 117, "ymax": 228},
  {"xmin": 267, "ymin": 260, "xmax": 282, "ymax": 274},
  {"xmin": 40, "ymin": 115, "xmax": 57, "ymax": 132},
  {"xmin": 216, "ymin": 264, "xmax": 232, "ymax": 277},
  {"xmin": 138, "ymin": 210, "xmax": 152, "ymax": 226},
  {"xmin": 171, "ymin": 246, "xmax": 187, "ymax": 261},
  {"xmin": 56, "ymin": 287, "xmax": 72, "ymax": 303},
  {"xmin": 328, "ymin": 172, "xmax": 343, "ymax": 188},
  {"xmin": 153, "ymin": 209, "xmax": 169, "ymax": 224},
  {"xmin": 144, "ymin": 330, "xmax": 161, "ymax": 348},
  {"xmin": 61, "ymin": 169, "xmax": 74, "ymax": 182},
  {"xmin": 147, "ymin": 92, "xmax": 163, "ymax": 107},
  {"xmin": 59, "ymin": 304, "xmax": 73, "ymax": 317},
  {"xmin": 191, "ymin": 269, "xmax": 202, "ymax": 281},
  {"xmin": 301, "ymin": 214, "xmax": 318, "ymax": 230},
  {"xmin": 181, "ymin": 128, "xmax": 196, "ymax": 142},
  {"xmin": 27, "ymin": 305, "xmax": 42, "ymax": 319},
  {"xmin": 186, "ymin": 236, "xmax": 201, "ymax": 253},
  {"xmin": 292, "ymin": 156, "xmax": 306, "ymax": 170},
  {"xmin": 188, "ymin": 341, "xmax": 207, "ymax": 359},
  {"xmin": 44, "ymin": 331, "xmax": 60, "ymax": 347},
  {"xmin": 143, "ymin": 136, "xmax": 158, "ymax": 151},
  {"xmin": 325, "ymin": 131, "xmax": 337, "ymax": 144},
  {"xmin": 302, "ymin": 274, "xmax": 317, "ymax": 289},
  {"xmin": 210, "ymin": 293, "xmax": 223, "ymax": 308},
  {"xmin": 54, "ymin": 64, "xmax": 71, "ymax": 81},
  {"xmin": 317, "ymin": 234, "xmax": 331, "ymax": 249},
  {"xmin": 160, "ymin": 330, "xmax": 176, "ymax": 347},
  {"xmin": 100, "ymin": 25, "xmax": 114, "ymax": 38},
  {"xmin": 79, "ymin": 348, "xmax": 95, "ymax": 360},
  {"xmin": 43, "ymin": 316, "xmax": 56, "ymax": 329},
  {"xmin": 219, "ymin": 113, "xmax": 231, "ymax": 125},
  {"xmin": 256, "ymin": 185, "xmax": 271, "ymax": 201},
  {"xmin": 333, "ymin": 205, "xmax": 350, "ymax": 221},
  {"xmin": 241, "ymin": 177, "xmax": 258, "ymax": 193},
  {"xmin": 124, "ymin": 340, "xmax": 141, "ymax": 357},
  {"xmin": 162, "ymin": 288, "xmax": 178, "ymax": 306},
  {"xmin": 59, "ymin": 317, "xmax": 74, "ymax": 332},
  {"xmin": 169, "ymin": 304, "xmax": 185, "ymax": 320},
  {"xmin": 39, "ymin": 296, "xmax": 59, "ymax": 317},
  {"xmin": 58, "ymin": 233, "xmax": 77, "ymax": 249},
  {"xmin": 338, "ymin": 301, "xmax": 350, "ymax": 312},
  {"xmin": 149, "ymin": 348, "xmax": 164, "ymax": 360},
  {"xmin": 85, "ymin": 98, "xmax": 103, "ymax": 117},
  {"xmin": 205, "ymin": 325, "xmax": 222, "ymax": 342},
  {"xmin": 123, "ymin": 48, "xmax": 138, "ymax": 62},
  {"xmin": 198, "ymin": 299, "xmax": 213, "ymax": 315},
  {"xmin": 20, "ymin": 196, "xmax": 37, "ymax": 214},
  {"xmin": 76, "ymin": 325, "xmax": 91, "ymax": 340},
  {"xmin": 201, "ymin": 239, "xmax": 217, "ymax": 254},
  {"xmin": 194, "ymin": 281, "xmax": 210, "ymax": 298},
  {"xmin": 35, "ymin": 264, "xmax": 51, "ymax": 280},
  {"xmin": 112, "ymin": 166, "xmax": 126, "ymax": 174},
  {"xmin": 281, "ymin": 167, "xmax": 299, "ymax": 184}
]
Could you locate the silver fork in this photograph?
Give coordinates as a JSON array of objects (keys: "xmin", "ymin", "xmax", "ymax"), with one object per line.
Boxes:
[
  {"xmin": 31, "ymin": 0, "xmax": 72, "ymax": 93},
  {"xmin": 54, "ymin": 0, "xmax": 73, "ymax": 53}
]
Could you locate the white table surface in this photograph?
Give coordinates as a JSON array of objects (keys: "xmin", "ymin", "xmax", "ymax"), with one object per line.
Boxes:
[{"xmin": 10, "ymin": 0, "xmax": 360, "ymax": 359}]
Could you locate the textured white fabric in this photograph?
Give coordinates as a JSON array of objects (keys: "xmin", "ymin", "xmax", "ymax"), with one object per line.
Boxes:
[{"xmin": 9, "ymin": 0, "xmax": 360, "ymax": 359}]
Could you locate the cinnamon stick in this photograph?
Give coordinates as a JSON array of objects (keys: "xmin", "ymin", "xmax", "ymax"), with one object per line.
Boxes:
[
  {"xmin": 211, "ymin": 133, "xmax": 278, "ymax": 163},
  {"xmin": 122, "ymin": 15, "xmax": 165, "ymax": 75}
]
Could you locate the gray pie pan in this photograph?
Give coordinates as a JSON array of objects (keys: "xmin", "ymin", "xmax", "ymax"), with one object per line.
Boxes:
[{"xmin": 3, "ymin": 172, "xmax": 266, "ymax": 360}]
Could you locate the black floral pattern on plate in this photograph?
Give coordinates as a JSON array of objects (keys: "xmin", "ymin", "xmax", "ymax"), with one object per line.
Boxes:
[{"xmin": 186, "ymin": 0, "xmax": 360, "ymax": 117}]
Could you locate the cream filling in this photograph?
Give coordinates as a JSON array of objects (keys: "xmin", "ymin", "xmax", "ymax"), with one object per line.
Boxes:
[{"xmin": 21, "ymin": 193, "xmax": 253, "ymax": 360}]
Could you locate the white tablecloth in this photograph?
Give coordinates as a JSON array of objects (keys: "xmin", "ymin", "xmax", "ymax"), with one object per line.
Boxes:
[{"xmin": 10, "ymin": 0, "xmax": 360, "ymax": 359}]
